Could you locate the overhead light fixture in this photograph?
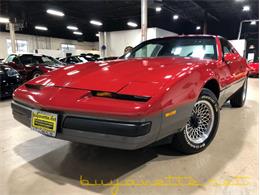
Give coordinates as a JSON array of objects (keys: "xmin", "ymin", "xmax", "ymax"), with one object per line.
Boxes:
[
  {"xmin": 90, "ymin": 20, "xmax": 103, "ymax": 26},
  {"xmin": 35, "ymin": 26, "xmax": 48, "ymax": 31},
  {"xmin": 0, "ymin": 17, "xmax": 9, "ymax": 23},
  {"xmin": 155, "ymin": 7, "xmax": 162, "ymax": 12},
  {"xmin": 250, "ymin": 20, "xmax": 256, "ymax": 25},
  {"xmin": 46, "ymin": 9, "xmax": 64, "ymax": 17},
  {"xmin": 96, "ymin": 33, "xmax": 100, "ymax": 37},
  {"xmin": 235, "ymin": 0, "xmax": 245, "ymax": 2},
  {"xmin": 173, "ymin": 15, "xmax": 179, "ymax": 20},
  {"xmin": 67, "ymin": 25, "xmax": 78, "ymax": 30},
  {"xmin": 73, "ymin": 31, "xmax": 83, "ymax": 35},
  {"xmin": 242, "ymin": 5, "xmax": 250, "ymax": 12},
  {"xmin": 249, "ymin": 45, "xmax": 255, "ymax": 49},
  {"xmin": 196, "ymin": 26, "xmax": 201, "ymax": 30},
  {"xmin": 127, "ymin": 21, "xmax": 138, "ymax": 27}
]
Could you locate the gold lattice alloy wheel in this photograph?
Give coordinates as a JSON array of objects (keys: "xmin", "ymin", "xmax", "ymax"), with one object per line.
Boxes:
[{"xmin": 185, "ymin": 100, "xmax": 215, "ymax": 144}]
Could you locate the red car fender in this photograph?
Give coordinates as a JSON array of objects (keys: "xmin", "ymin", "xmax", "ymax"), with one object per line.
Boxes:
[{"xmin": 157, "ymin": 62, "xmax": 219, "ymax": 115}]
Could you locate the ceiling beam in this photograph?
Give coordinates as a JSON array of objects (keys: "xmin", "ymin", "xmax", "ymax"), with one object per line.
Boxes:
[{"xmin": 189, "ymin": 0, "xmax": 220, "ymax": 22}]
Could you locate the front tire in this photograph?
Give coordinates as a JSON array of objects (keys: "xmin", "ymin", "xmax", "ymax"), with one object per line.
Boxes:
[
  {"xmin": 230, "ymin": 78, "xmax": 247, "ymax": 108},
  {"xmin": 171, "ymin": 89, "xmax": 220, "ymax": 154}
]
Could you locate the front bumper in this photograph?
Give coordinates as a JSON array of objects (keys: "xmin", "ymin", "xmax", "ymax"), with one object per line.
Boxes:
[{"xmin": 12, "ymin": 101, "xmax": 161, "ymax": 150}]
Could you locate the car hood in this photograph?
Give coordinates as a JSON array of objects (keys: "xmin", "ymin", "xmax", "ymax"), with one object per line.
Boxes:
[{"xmin": 27, "ymin": 57, "xmax": 203, "ymax": 96}]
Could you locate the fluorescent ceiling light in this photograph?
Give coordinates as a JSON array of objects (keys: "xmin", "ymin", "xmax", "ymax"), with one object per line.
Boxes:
[
  {"xmin": 235, "ymin": 0, "xmax": 245, "ymax": 2},
  {"xmin": 90, "ymin": 20, "xmax": 103, "ymax": 26},
  {"xmin": 0, "ymin": 17, "xmax": 9, "ymax": 23},
  {"xmin": 249, "ymin": 45, "xmax": 255, "ymax": 49},
  {"xmin": 250, "ymin": 20, "xmax": 256, "ymax": 25},
  {"xmin": 196, "ymin": 26, "xmax": 201, "ymax": 30},
  {"xmin": 96, "ymin": 33, "xmax": 99, "ymax": 37},
  {"xmin": 73, "ymin": 31, "xmax": 83, "ymax": 35},
  {"xmin": 47, "ymin": 9, "xmax": 64, "ymax": 17},
  {"xmin": 242, "ymin": 5, "xmax": 250, "ymax": 11},
  {"xmin": 127, "ymin": 22, "xmax": 138, "ymax": 27},
  {"xmin": 155, "ymin": 7, "xmax": 162, "ymax": 12},
  {"xmin": 67, "ymin": 25, "xmax": 78, "ymax": 30},
  {"xmin": 35, "ymin": 26, "xmax": 48, "ymax": 31},
  {"xmin": 173, "ymin": 15, "xmax": 179, "ymax": 20}
]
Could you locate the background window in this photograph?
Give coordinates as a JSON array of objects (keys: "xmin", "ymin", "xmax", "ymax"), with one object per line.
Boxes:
[
  {"xmin": 7, "ymin": 39, "xmax": 28, "ymax": 54},
  {"xmin": 61, "ymin": 44, "xmax": 75, "ymax": 52}
]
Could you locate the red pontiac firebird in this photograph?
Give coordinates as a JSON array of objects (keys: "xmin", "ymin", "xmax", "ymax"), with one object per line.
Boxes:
[{"xmin": 12, "ymin": 35, "xmax": 248, "ymax": 154}]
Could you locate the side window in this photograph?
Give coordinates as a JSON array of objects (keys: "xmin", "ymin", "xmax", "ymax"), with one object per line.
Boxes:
[
  {"xmin": 220, "ymin": 38, "xmax": 232, "ymax": 55},
  {"xmin": 13, "ymin": 57, "xmax": 20, "ymax": 64},
  {"xmin": 20, "ymin": 55, "xmax": 33, "ymax": 65}
]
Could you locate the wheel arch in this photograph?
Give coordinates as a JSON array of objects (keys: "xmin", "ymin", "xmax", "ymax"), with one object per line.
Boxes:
[
  {"xmin": 29, "ymin": 68, "xmax": 44, "ymax": 79},
  {"xmin": 202, "ymin": 79, "xmax": 220, "ymax": 100}
]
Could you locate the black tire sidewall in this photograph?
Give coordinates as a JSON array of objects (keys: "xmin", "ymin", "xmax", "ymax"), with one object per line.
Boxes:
[
  {"xmin": 230, "ymin": 77, "xmax": 248, "ymax": 107},
  {"xmin": 32, "ymin": 71, "xmax": 43, "ymax": 79}
]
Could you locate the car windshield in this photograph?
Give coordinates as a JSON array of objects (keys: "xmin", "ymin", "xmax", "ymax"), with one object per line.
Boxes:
[{"xmin": 124, "ymin": 37, "xmax": 217, "ymax": 60}]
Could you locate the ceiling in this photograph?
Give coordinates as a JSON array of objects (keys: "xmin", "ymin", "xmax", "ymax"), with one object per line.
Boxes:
[{"xmin": 0, "ymin": 0, "xmax": 259, "ymax": 42}]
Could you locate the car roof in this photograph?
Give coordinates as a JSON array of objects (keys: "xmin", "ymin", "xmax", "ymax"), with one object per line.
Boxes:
[
  {"xmin": 9, "ymin": 53, "xmax": 51, "ymax": 57},
  {"xmin": 147, "ymin": 34, "xmax": 219, "ymax": 42}
]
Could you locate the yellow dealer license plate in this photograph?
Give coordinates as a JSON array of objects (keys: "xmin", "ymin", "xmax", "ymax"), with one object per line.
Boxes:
[{"xmin": 31, "ymin": 110, "xmax": 58, "ymax": 137}]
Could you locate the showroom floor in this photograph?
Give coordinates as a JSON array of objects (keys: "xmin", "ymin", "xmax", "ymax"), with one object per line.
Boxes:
[{"xmin": 1, "ymin": 78, "xmax": 258, "ymax": 195}]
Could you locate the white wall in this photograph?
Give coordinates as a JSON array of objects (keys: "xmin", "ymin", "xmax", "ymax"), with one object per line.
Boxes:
[
  {"xmin": 229, "ymin": 39, "xmax": 246, "ymax": 57},
  {"xmin": 101, "ymin": 27, "xmax": 177, "ymax": 57},
  {"xmin": 155, "ymin": 28, "xmax": 178, "ymax": 38},
  {"xmin": 0, "ymin": 32, "xmax": 99, "ymax": 59}
]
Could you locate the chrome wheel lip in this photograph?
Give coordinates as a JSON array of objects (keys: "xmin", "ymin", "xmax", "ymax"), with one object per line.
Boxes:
[
  {"xmin": 185, "ymin": 100, "xmax": 215, "ymax": 144},
  {"xmin": 33, "ymin": 73, "xmax": 41, "ymax": 78}
]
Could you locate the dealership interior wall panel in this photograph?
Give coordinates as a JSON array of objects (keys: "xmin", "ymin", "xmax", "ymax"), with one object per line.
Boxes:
[
  {"xmin": 0, "ymin": 32, "xmax": 99, "ymax": 59},
  {"xmin": 102, "ymin": 27, "xmax": 177, "ymax": 56}
]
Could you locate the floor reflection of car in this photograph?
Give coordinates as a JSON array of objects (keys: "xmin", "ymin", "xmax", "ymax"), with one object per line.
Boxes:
[
  {"xmin": 0, "ymin": 65, "xmax": 21, "ymax": 99},
  {"xmin": 60, "ymin": 55, "xmax": 96, "ymax": 65},
  {"xmin": 248, "ymin": 59, "xmax": 259, "ymax": 77},
  {"xmin": 3, "ymin": 54, "xmax": 64, "ymax": 82}
]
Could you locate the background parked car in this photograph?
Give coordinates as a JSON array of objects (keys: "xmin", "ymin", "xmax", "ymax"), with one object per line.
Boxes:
[
  {"xmin": 3, "ymin": 54, "xmax": 64, "ymax": 82},
  {"xmin": 248, "ymin": 59, "xmax": 259, "ymax": 77},
  {"xmin": 0, "ymin": 65, "xmax": 21, "ymax": 99},
  {"xmin": 97, "ymin": 56, "xmax": 119, "ymax": 61},
  {"xmin": 81, "ymin": 53, "xmax": 100, "ymax": 60},
  {"xmin": 60, "ymin": 55, "xmax": 95, "ymax": 65}
]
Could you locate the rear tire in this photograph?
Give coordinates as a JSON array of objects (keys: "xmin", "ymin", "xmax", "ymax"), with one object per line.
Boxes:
[
  {"xmin": 230, "ymin": 78, "xmax": 247, "ymax": 108},
  {"xmin": 171, "ymin": 89, "xmax": 220, "ymax": 154}
]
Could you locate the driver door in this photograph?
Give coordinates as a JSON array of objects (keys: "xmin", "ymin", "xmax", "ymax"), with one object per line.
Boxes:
[{"xmin": 220, "ymin": 38, "xmax": 245, "ymax": 98}]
